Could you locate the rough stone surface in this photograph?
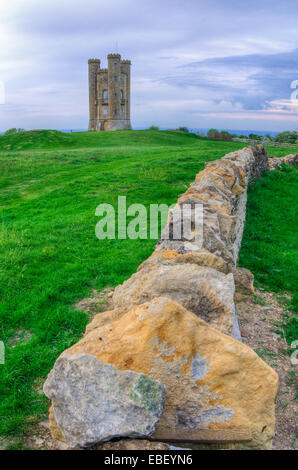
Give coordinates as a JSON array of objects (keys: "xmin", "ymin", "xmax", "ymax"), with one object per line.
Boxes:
[
  {"xmin": 138, "ymin": 249, "xmax": 229, "ymax": 273},
  {"xmin": 232, "ymin": 267, "xmax": 255, "ymax": 303},
  {"xmin": 95, "ymin": 439, "xmax": 171, "ymax": 450},
  {"xmin": 156, "ymin": 145, "xmax": 268, "ymax": 264},
  {"xmin": 113, "ymin": 261, "xmax": 239, "ymax": 337},
  {"xmin": 111, "ymin": 145, "xmax": 267, "ymax": 340},
  {"xmin": 43, "ymin": 354, "xmax": 166, "ymax": 448},
  {"xmin": 51, "ymin": 297, "xmax": 278, "ymax": 450},
  {"xmin": 85, "ymin": 308, "xmax": 125, "ymax": 334}
]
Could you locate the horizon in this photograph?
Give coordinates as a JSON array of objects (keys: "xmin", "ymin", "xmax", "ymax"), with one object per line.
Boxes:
[
  {"xmin": 0, "ymin": 0, "xmax": 298, "ymax": 132},
  {"xmin": 0, "ymin": 127, "xmax": 287, "ymax": 137}
]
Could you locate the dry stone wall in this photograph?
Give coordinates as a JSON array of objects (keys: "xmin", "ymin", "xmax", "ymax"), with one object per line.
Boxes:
[
  {"xmin": 113, "ymin": 145, "xmax": 268, "ymax": 340},
  {"xmin": 44, "ymin": 146, "xmax": 288, "ymax": 450},
  {"xmin": 268, "ymin": 153, "xmax": 298, "ymax": 170}
]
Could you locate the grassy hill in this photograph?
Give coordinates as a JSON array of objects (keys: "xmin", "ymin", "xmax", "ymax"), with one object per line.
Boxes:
[
  {"xmin": 0, "ymin": 129, "xmax": 203, "ymax": 152},
  {"xmin": 0, "ymin": 129, "xmax": 297, "ymax": 443}
]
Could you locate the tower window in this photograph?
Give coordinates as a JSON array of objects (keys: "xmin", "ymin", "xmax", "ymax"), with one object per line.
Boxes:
[
  {"xmin": 102, "ymin": 90, "xmax": 108, "ymax": 101},
  {"xmin": 103, "ymin": 106, "xmax": 108, "ymax": 115},
  {"xmin": 114, "ymin": 75, "xmax": 118, "ymax": 81},
  {"xmin": 120, "ymin": 90, "xmax": 124, "ymax": 100}
]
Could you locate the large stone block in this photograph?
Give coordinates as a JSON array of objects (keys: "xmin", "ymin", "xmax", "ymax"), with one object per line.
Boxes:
[
  {"xmin": 49, "ymin": 297, "xmax": 278, "ymax": 449},
  {"xmin": 44, "ymin": 354, "xmax": 166, "ymax": 448},
  {"xmin": 112, "ymin": 261, "xmax": 240, "ymax": 338}
]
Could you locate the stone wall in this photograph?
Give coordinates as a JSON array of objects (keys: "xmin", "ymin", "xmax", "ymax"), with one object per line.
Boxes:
[
  {"xmin": 43, "ymin": 146, "xmax": 282, "ymax": 450},
  {"xmin": 113, "ymin": 145, "xmax": 268, "ymax": 340},
  {"xmin": 268, "ymin": 153, "xmax": 298, "ymax": 170}
]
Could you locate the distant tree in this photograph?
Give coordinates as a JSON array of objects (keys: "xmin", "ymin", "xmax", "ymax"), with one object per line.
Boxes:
[
  {"xmin": 248, "ymin": 133, "xmax": 262, "ymax": 141},
  {"xmin": 148, "ymin": 125, "xmax": 159, "ymax": 131},
  {"xmin": 207, "ymin": 128, "xmax": 232, "ymax": 141},
  {"xmin": 178, "ymin": 126, "xmax": 189, "ymax": 133},
  {"xmin": 207, "ymin": 128, "xmax": 219, "ymax": 139},
  {"xmin": 218, "ymin": 131, "xmax": 232, "ymax": 141},
  {"xmin": 275, "ymin": 131, "xmax": 298, "ymax": 144},
  {"xmin": 4, "ymin": 128, "xmax": 25, "ymax": 136}
]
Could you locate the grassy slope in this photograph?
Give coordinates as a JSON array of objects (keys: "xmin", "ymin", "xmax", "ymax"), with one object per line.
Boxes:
[{"xmin": 0, "ymin": 129, "xmax": 297, "ymax": 438}]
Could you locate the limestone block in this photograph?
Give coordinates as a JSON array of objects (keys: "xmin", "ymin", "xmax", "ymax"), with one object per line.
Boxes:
[
  {"xmin": 44, "ymin": 354, "xmax": 166, "ymax": 448},
  {"xmin": 50, "ymin": 297, "xmax": 278, "ymax": 450}
]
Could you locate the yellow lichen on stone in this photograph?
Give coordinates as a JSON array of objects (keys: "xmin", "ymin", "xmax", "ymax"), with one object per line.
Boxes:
[{"xmin": 61, "ymin": 297, "xmax": 278, "ymax": 449}]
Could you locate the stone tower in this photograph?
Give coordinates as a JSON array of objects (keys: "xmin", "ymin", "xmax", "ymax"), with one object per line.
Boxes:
[{"xmin": 88, "ymin": 54, "xmax": 132, "ymax": 131}]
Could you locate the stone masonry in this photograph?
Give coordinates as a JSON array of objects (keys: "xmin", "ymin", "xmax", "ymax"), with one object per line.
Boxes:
[{"xmin": 88, "ymin": 54, "xmax": 132, "ymax": 131}]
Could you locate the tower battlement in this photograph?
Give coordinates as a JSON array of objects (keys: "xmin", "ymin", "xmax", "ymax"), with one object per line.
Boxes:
[
  {"xmin": 107, "ymin": 53, "xmax": 121, "ymax": 59},
  {"xmin": 88, "ymin": 53, "xmax": 132, "ymax": 131}
]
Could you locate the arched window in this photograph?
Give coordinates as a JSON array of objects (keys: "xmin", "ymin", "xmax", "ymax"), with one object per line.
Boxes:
[{"xmin": 120, "ymin": 90, "xmax": 124, "ymax": 100}]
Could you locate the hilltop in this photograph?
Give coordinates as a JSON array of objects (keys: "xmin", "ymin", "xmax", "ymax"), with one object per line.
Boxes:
[{"xmin": 0, "ymin": 129, "xmax": 204, "ymax": 152}]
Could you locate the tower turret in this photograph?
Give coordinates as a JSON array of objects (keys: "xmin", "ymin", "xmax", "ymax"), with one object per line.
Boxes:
[
  {"xmin": 88, "ymin": 59, "xmax": 100, "ymax": 131},
  {"xmin": 121, "ymin": 60, "xmax": 131, "ymax": 121},
  {"xmin": 107, "ymin": 54, "xmax": 121, "ymax": 124}
]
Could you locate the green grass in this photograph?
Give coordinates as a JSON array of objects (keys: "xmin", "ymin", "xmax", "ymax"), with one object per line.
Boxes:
[
  {"xmin": 0, "ymin": 129, "xmax": 296, "ymax": 440},
  {"xmin": 0, "ymin": 128, "xmax": 205, "ymax": 152},
  {"xmin": 239, "ymin": 165, "xmax": 298, "ymax": 345}
]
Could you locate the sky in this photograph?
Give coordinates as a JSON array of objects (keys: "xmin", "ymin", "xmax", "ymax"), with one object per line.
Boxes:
[{"xmin": 0, "ymin": 0, "xmax": 298, "ymax": 133}]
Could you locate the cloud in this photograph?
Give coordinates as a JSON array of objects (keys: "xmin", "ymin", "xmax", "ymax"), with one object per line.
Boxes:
[{"xmin": 0, "ymin": 0, "xmax": 298, "ymax": 131}]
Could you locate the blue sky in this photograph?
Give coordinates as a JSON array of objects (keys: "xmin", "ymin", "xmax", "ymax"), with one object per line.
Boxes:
[{"xmin": 0, "ymin": 0, "xmax": 298, "ymax": 132}]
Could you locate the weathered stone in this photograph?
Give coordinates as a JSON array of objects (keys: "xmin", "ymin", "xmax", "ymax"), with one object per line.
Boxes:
[
  {"xmin": 96, "ymin": 439, "xmax": 171, "ymax": 450},
  {"xmin": 232, "ymin": 267, "xmax": 255, "ymax": 303},
  {"xmin": 222, "ymin": 145, "xmax": 269, "ymax": 180},
  {"xmin": 268, "ymin": 154, "xmax": 298, "ymax": 171},
  {"xmin": 157, "ymin": 146, "xmax": 268, "ymax": 265},
  {"xmin": 85, "ymin": 308, "xmax": 125, "ymax": 334},
  {"xmin": 157, "ymin": 207, "xmax": 236, "ymax": 265},
  {"xmin": 204, "ymin": 159, "xmax": 246, "ymax": 191},
  {"xmin": 49, "ymin": 406, "xmax": 66, "ymax": 443},
  {"xmin": 52, "ymin": 297, "xmax": 278, "ymax": 450},
  {"xmin": 113, "ymin": 262, "xmax": 240, "ymax": 338},
  {"xmin": 138, "ymin": 249, "xmax": 229, "ymax": 274},
  {"xmin": 43, "ymin": 354, "xmax": 166, "ymax": 448}
]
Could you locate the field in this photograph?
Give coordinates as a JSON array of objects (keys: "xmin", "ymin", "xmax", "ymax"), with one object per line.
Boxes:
[{"xmin": 0, "ymin": 129, "xmax": 297, "ymax": 446}]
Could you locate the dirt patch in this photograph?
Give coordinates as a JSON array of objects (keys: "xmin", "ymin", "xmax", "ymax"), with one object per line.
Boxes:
[
  {"xmin": 74, "ymin": 287, "xmax": 113, "ymax": 320},
  {"xmin": 8, "ymin": 329, "xmax": 33, "ymax": 348},
  {"xmin": 237, "ymin": 288, "xmax": 297, "ymax": 450},
  {"xmin": 25, "ymin": 421, "xmax": 68, "ymax": 450}
]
